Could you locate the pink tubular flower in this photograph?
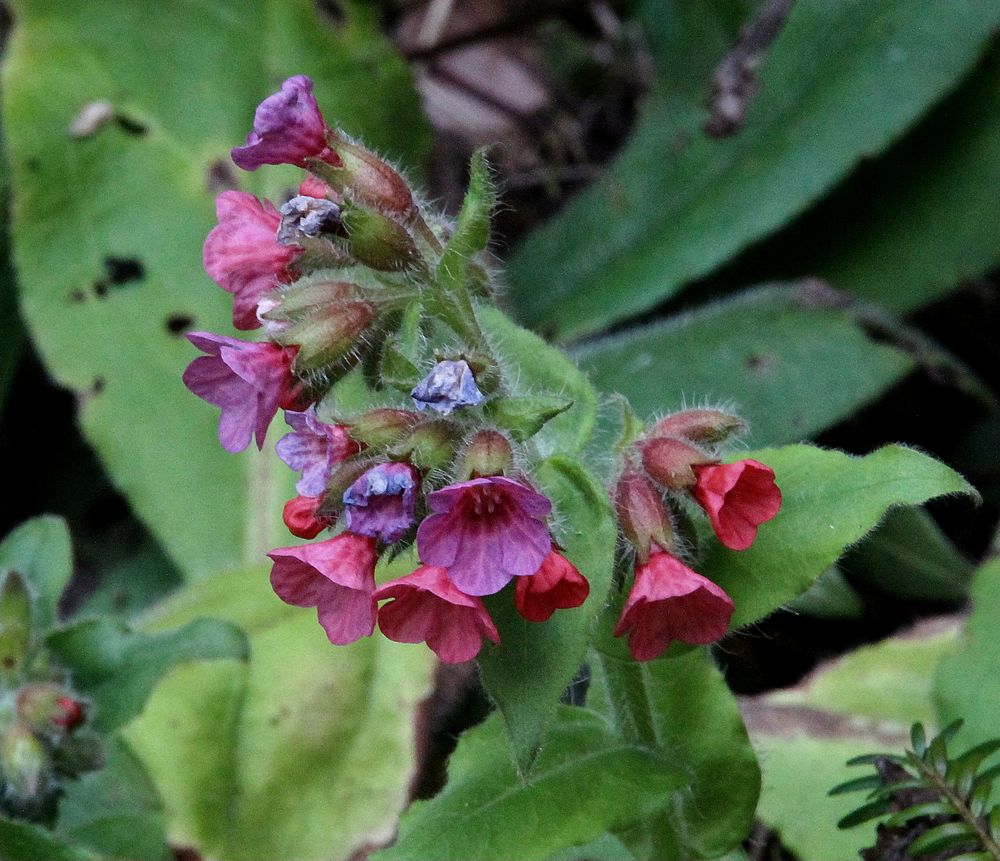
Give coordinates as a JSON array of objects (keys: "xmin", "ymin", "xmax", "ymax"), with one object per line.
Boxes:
[
  {"xmin": 276, "ymin": 406, "xmax": 358, "ymax": 497},
  {"xmin": 514, "ymin": 547, "xmax": 589, "ymax": 623},
  {"xmin": 374, "ymin": 565, "xmax": 500, "ymax": 663},
  {"xmin": 692, "ymin": 459, "xmax": 782, "ymax": 551},
  {"xmin": 268, "ymin": 533, "xmax": 377, "ymax": 645},
  {"xmin": 182, "ymin": 333, "xmax": 297, "ymax": 453},
  {"xmin": 416, "ymin": 476, "xmax": 552, "ymax": 596},
  {"xmin": 614, "ymin": 550, "xmax": 734, "ymax": 662},
  {"xmin": 231, "ymin": 75, "xmax": 332, "ymax": 171},
  {"xmin": 203, "ymin": 191, "xmax": 301, "ymax": 330}
]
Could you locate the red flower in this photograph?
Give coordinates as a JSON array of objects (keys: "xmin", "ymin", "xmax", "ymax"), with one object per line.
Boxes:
[
  {"xmin": 614, "ymin": 550, "xmax": 734, "ymax": 661},
  {"xmin": 514, "ymin": 548, "xmax": 589, "ymax": 623},
  {"xmin": 693, "ymin": 459, "xmax": 781, "ymax": 551},
  {"xmin": 267, "ymin": 533, "xmax": 377, "ymax": 645},
  {"xmin": 203, "ymin": 191, "xmax": 301, "ymax": 330},
  {"xmin": 374, "ymin": 566, "xmax": 500, "ymax": 663},
  {"xmin": 282, "ymin": 495, "xmax": 329, "ymax": 539}
]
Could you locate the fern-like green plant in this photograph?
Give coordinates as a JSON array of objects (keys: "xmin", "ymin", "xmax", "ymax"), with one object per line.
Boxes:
[{"xmin": 832, "ymin": 721, "xmax": 1000, "ymax": 860}]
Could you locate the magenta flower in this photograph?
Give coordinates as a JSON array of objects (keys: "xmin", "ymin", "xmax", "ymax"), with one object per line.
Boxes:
[
  {"xmin": 343, "ymin": 462, "xmax": 420, "ymax": 543},
  {"xmin": 203, "ymin": 191, "xmax": 301, "ymax": 330},
  {"xmin": 182, "ymin": 333, "xmax": 297, "ymax": 453},
  {"xmin": 276, "ymin": 406, "xmax": 358, "ymax": 497},
  {"xmin": 514, "ymin": 547, "xmax": 589, "ymax": 623},
  {"xmin": 614, "ymin": 551, "xmax": 734, "ymax": 661},
  {"xmin": 693, "ymin": 459, "xmax": 782, "ymax": 551},
  {"xmin": 416, "ymin": 476, "xmax": 552, "ymax": 596},
  {"xmin": 231, "ymin": 75, "xmax": 331, "ymax": 171},
  {"xmin": 374, "ymin": 565, "xmax": 500, "ymax": 663},
  {"xmin": 268, "ymin": 532, "xmax": 377, "ymax": 645}
]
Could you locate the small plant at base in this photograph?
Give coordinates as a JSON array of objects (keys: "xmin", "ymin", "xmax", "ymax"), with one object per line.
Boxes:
[{"xmin": 832, "ymin": 720, "xmax": 1000, "ymax": 860}]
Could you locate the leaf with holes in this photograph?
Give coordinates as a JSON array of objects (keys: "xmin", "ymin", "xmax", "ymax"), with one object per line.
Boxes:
[
  {"xmin": 508, "ymin": 0, "xmax": 1000, "ymax": 338},
  {"xmin": 1, "ymin": 0, "xmax": 429, "ymax": 579}
]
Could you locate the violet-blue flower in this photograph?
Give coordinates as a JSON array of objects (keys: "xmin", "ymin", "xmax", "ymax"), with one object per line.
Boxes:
[
  {"xmin": 410, "ymin": 360, "xmax": 485, "ymax": 416},
  {"xmin": 276, "ymin": 406, "xmax": 357, "ymax": 497},
  {"xmin": 343, "ymin": 462, "xmax": 420, "ymax": 543}
]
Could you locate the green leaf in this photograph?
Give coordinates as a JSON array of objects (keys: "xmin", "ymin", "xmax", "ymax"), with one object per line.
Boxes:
[
  {"xmin": 46, "ymin": 617, "xmax": 248, "ymax": 732},
  {"xmin": 0, "ymin": 572, "xmax": 31, "ymax": 681},
  {"xmin": 0, "ymin": 515, "xmax": 72, "ymax": 631},
  {"xmin": 0, "ymin": 817, "xmax": 101, "ymax": 861},
  {"xmin": 837, "ymin": 798, "xmax": 893, "ymax": 830},
  {"xmin": 508, "ymin": 0, "xmax": 1000, "ymax": 338},
  {"xmin": 56, "ymin": 737, "xmax": 168, "ymax": 861},
  {"xmin": 477, "ymin": 305, "xmax": 598, "ymax": 456},
  {"xmin": 436, "ymin": 149, "xmax": 495, "ymax": 294},
  {"xmin": 828, "ymin": 774, "xmax": 884, "ymax": 796},
  {"xmin": 591, "ymin": 649, "xmax": 760, "ymax": 861},
  {"xmin": 786, "ymin": 567, "xmax": 863, "ymax": 619},
  {"xmin": 1, "ymin": 0, "xmax": 428, "ymax": 580},
  {"xmin": 478, "ymin": 456, "xmax": 617, "ymax": 774},
  {"xmin": 575, "ymin": 286, "xmax": 914, "ymax": 447},
  {"xmin": 699, "ymin": 444, "xmax": 975, "ymax": 628},
  {"xmin": 483, "ymin": 394, "xmax": 574, "ymax": 443},
  {"xmin": 544, "ymin": 834, "xmax": 637, "ymax": 861},
  {"xmin": 374, "ymin": 707, "xmax": 686, "ymax": 861},
  {"xmin": 0, "ymin": 142, "xmax": 24, "ymax": 413},
  {"xmin": 124, "ymin": 563, "xmax": 436, "ymax": 861},
  {"xmin": 936, "ymin": 558, "xmax": 1000, "ymax": 748},
  {"xmin": 812, "ymin": 48, "xmax": 1000, "ymax": 312},
  {"xmin": 908, "ymin": 821, "xmax": 978, "ymax": 856},
  {"xmin": 843, "ymin": 507, "xmax": 974, "ymax": 602}
]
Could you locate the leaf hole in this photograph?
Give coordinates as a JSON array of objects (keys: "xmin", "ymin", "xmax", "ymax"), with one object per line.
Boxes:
[
  {"xmin": 92, "ymin": 376, "xmax": 106, "ymax": 395},
  {"xmin": 206, "ymin": 159, "xmax": 238, "ymax": 193},
  {"xmin": 115, "ymin": 114, "xmax": 149, "ymax": 136},
  {"xmin": 165, "ymin": 313, "xmax": 195, "ymax": 336},
  {"xmin": 745, "ymin": 352, "xmax": 776, "ymax": 376}
]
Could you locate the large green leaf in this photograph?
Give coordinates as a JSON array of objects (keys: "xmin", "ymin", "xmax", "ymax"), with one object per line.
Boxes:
[
  {"xmin": 124, "ymin": 563, "xmax": 435, "ymax": 861},
  {"xmin": 508, "ymin": 0, "xmax": 1000, "ymax": 338},
  {"xmin": 477, "ymin": 305, "xmax": 599, "ymax": 457},
  {"xmin": 701, "ymin": 444, "xmax": 975, "ymax": 628},
  {"xmin": 1, "ymin": 0, "xmax": 429, "ymax": 579},
  {"xmin": 375, "ymin": 707, "xmax": 686, "ymax": 861},
  {"xmin": 0, "ymin": 818, "xmax": 101, "ymax": 861},
  {"xmin": 575, "ymin": 286, "xmax": 914, "ymax": 447},
  {"xmin": 0, "ymin": 515, "xmax": 72, "ymax": 631},
  {"xmin": 478, "ymin": 456, "xmax": 618, "ymax": 774},
  {"xmin": 812, "ymin": 49, "xmax": 1000, "ymax": 312},
  {"xmin": 590, "ymin": 649, "xmax": 760, "ymax": 861},
  {"xmin": 0, "ymin": 137, "xmax": 23, "ymax": 412},
  {"xmin": 46, "ymin": 617, "xmax": 248, "ymax": 733},
  {"xmin": 749, "ymin": 621, "xmax": 957, "ymax": 861},
  {"xmin": 935, "ymin": 557, "xmax": 1000, "ymax": 747}
]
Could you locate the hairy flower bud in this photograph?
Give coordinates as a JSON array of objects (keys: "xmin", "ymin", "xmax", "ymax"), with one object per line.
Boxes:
[
  {"xmin": 640, "ymin": 437, "xmax": 713, "ymax": 489},
  {"xmin": 652, "ymin": 409, "xmax": 747, "ymax": 446},
  {"xmin": 317, "ymin": 134, "xmax": 414, "ymax": 217},
  {"xmin": 16, "ymin": 684, "xmax": 85, "ymax": 735},
  {"xmin": 2, "ymin": 722, "xmax": 48, "ymax": 801},
  {"xmin": 614, "ymin": 471, "xmax": 675, "ymax": 562},
  {"xmin": 391, "ymin": 420, "xmax": 458, "ymax": 471},
  {"xmin": 282, "ymin": 495, "xmax": 331, "ymax": 539},
  {"xmin": 459, "ymin": 430, "xmax": 514, "ymax": 479},
  {"xmin": 339, "ymin": 206, "xmax": 421, "ymax": 272},
  {"xmin": 345, "ymin": 409, "xmax": 421, "ymax": 448}
]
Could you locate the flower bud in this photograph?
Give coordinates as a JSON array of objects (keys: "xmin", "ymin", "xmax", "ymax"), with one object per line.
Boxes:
[
  {"xmin": 640, "ymin": 437, "xmax": 714, "ymax": 489},
  {"xmin": 411, "ymin": 360, "xmax": 485, "ymax": 416},
  {"xmin": 277, "ymin": 195, "xmax": 343, "ymax": 245},
  {"xmin": 344, "ymin": 408, "xmax": 421, "ymax": 448},
  {"xmin": 318, "ymin": 134, "xmax": 414, "ymax": 217},
  {"xmin": 614, "ymin": 471, "xmax": 675, "ymax": 562},
  {"xmin": 17, "ymin": 683, "xmax": 85, "ymax": 734},
  {"xmin": 339, "ymin": 206, "xmax": 421, "ymax": 272},
  {"xmin": 282, "ymin": 496, "xmax": 331, "ymax": 539},
  {"xmin": 391, "ymin": 421, "xmax": 458, "ymax": 471},
  {"xmin": 459, "ymin": 430, "xmax": 513, "ymax": 479},
  {"xmin": 2, "ymin": 722, "xmax": 48, "ymax": 800},
  {"xmin": 652, "ymin": 409, "xmax": 747, "ymax": 446},
  {"xmin": 0, "ymin": 571, "xmax": 31, "ymax": 680}
]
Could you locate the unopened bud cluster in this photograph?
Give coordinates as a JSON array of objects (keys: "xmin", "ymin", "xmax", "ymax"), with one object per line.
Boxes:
[
  {"xmin": 0, "ymin": 573, "xmax": 98, "ymax": 822},
  {"xmin": 185, "ymin": 77, "xmax": 782, "ymax": 665}
]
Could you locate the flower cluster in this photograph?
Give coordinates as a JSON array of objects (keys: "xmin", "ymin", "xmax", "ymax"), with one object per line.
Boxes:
[
  {"xmin": 184, "ymin": 76, "xmax": 589, "ymax": 663},
  {"xmin": 184, "ymin": 76, "xmax": 780, "ymax": 667},
  {"xmin": 613, "ymin": 409, "xmax": 782, "ymax": 660}
]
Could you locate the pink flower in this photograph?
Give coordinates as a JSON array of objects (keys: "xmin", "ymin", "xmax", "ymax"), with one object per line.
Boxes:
[
  {"xmin": 514, "ymin": 547, "xmax": 589, "ymax": 623},
  {"xmin": 693, "ymin": 459, "xmax": 782, "ymax": 551},
  {"xmin": 374, "ymin": 565, "xmax": 500, "ymax": 663},
  {"xmin": 276, "ymin": 406, "xmax": 358, "ymax": 497},
  {"xmin": 614, "ymin": 551, "xmax": 734, "ymax": 661},
  {"xmin": 183, "ymin": 333, "xmax": 297, "ymax": 453},
  {"xmin": 268, "ymin": 533, "xmax": 377, "ymax": 645},
  {"xmin": 416, "ymin": 476, "xmax": 552, "ymax": 596},
  {"xmin": 231, "ymin": 75, "xmax": 332, "ymax": 171},
  {"xmin": 282, "ymin": 495, "xmax": 330, "ymax": 539},
  {"xmin": 203, "ymin": 191, "xmax": 301, "ymax": 330}
]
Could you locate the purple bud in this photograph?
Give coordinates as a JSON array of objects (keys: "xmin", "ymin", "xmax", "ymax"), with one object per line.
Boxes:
[
  {"xmin": 411, "ymin": 360, "xmax": 485, "ymax": 416},
  {"xmin": 343, "ymin": 462, "xmax": 420, "ymax": 543}
]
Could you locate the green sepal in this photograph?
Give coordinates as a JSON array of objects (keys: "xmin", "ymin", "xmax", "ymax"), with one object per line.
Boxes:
[
  {"xmin": 483, "ymin": 394, "xmax": 574, "ymax": 442},
  {"xmin": 0, "ymin": 572, "xmax": 31, "ymax": 682}
]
